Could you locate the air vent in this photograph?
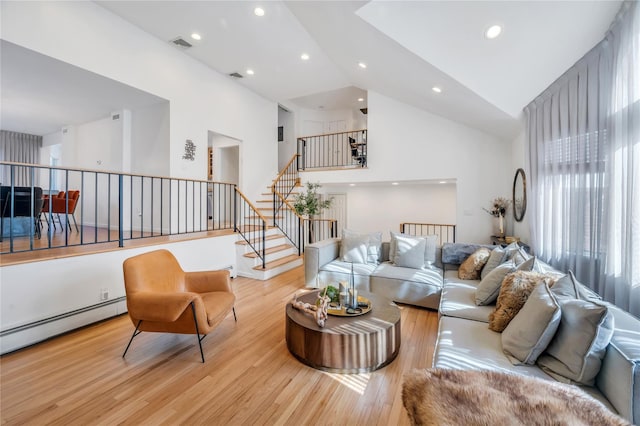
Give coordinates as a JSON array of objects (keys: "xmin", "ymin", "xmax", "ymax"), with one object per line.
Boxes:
[
  {"xmin": 170, "ymin": 37, "xmax": 192, "ymax": 49},
  {"xmin": 360, "ymin": 108, "xmax": 368, "ymax": 115},
  {"xmin": 228, "ymin": 72, "xmax": 244, "ymax": 79}
]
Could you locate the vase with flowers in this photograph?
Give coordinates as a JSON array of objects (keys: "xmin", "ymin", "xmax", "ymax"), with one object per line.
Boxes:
[{"xmin": 484, "ymin": 197, "xmax": 510, "ymax": 237}]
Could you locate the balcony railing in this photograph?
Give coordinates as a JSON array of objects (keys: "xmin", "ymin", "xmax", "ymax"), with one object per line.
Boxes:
[
  {"xmin": 399, "ymin": 222, "xmax": 457, "ymax": 246},
  {"xmin": 0, "ymin": 162, "xmax": 265, "ymax": 261},
  {"xmin": 297, "ymin": 129, "xmax": 367, "ymax": 170}
]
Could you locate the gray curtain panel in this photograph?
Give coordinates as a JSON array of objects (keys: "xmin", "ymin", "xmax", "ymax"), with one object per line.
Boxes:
[
  {"xmin": 0, "ymin": 130, "xmax": 42, "ymax": 186},
  {"xmin": 524, "ymin": 1, "xmax": 639, "ymax": 316}
]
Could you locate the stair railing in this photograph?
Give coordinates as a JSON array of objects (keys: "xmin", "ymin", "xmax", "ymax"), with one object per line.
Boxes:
[
  {"xmin": 272, "ymin": 191, "xmax": 303, "ymax": 255},
  {"xmin": 297, "ymin": 129, "xmax": 367, "ymax": 170},
  {"xmin": 272, "ymin": 154, "xmax": 300, "ymax": 212},
  {"xmin": 272, "ymin": 191, "xmax": 338, "ymax": 255},
  {"xmin": 234, "ymin": 188, "xmax": 267, "ymax": 269},
  {"xmin": 399, "ymin": 222, "xmax": 457, "ymax": 246}
]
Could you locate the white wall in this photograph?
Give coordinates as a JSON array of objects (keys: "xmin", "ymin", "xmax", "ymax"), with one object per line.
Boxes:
[
  {"xmin": 131, "ymin": 102, "xmax": 170, "ymax": 177},
  {"xmin": 321, "ymin": 182, "xmax": 457, "ymax": 240},
  {"xmin": 302, "ymin": 91, "xmax": 513, "ymax": 244},
  {"xmin": 278, "ymin": 106, "xmax": 297, "ymax": 170},
  {"xmin": 510, "ymin": 126, "xmax": 530, "ymax": 244},
  {"xmin": 297, "ymin": 106, "xmax": 366, "ymax": 137},
  {"xmin": 0, "ymin": 1, "xmax": 278, "ymax": 202}
]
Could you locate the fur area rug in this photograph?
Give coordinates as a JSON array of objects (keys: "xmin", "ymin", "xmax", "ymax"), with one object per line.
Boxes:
[{"xmin": 402, "ymin": 369, "xmax": 630, "ymax": 426}]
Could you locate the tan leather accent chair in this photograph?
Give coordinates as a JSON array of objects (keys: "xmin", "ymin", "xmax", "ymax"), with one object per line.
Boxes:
[{"xmin": 122, "ymin": 249, "xmax": 236, "ymax": 362}]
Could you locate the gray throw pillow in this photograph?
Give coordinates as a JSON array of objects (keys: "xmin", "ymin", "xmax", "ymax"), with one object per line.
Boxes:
[
  {"xmin": 502, "ymin": 282, "xmax": 561, "ymax": 365},
  {"xmin": 550, "ymin": 273, "xmax": 579, "ymax": 299},
  {"xmin": 537, "ymin": 299, "xmax": 614, "ymax": 386},
  {"xmin": 424, "ymin": 235, "xmax": 438, "ymax": 265},
  {"xmin": 394, "ymin": 235, "xmax": 426, "ymax": 269},
  {"xmin": 340, "ymin": 234, "xmax": 369, "ymax": 264},
  {"xmin": 343, "ymin": 229, "xmax": 382, "ymax": 264},
  {"xmin": 516, "ymin": 256, "xmax": 547, "ymax": 273},
  {"xmin": 475, "ymin": 261, "xmax": 517, "ymax": 306},
  {"xmin": 481, "ymin": 247, "xmax": 506, "ymax": 279},
  {"xmin": 390, "ymin": 231, "xmax": 436, "ymax": 267}
]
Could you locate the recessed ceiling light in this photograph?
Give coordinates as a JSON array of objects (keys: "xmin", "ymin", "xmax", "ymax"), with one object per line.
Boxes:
[
  {"xmin": 485, "ymin": 24, "xmax": 502, "ymax": 39},
  {"xmin": 254, "ymin": 7, "xmax": 265, "ymax": 17},
  {"xmin": 349, "ymin": 183, "xmax": 356, "ymax": 187},
  {"xmin": 358, "ymin": 98, "xmax": 364, "ymax": 102},
  {"xmin": 191, "ymin": 33, "xmax": 201, "ymax": 41},
  {"xmin": 358, "ymin": 62, "xmax": 367, "ymax": 69},
  {"xmin": 392, "ymin": 182, "xmax": 399, "ymax": 186},
  {"xmin": 246, "ymin": 68, "xmax": 255, "ymax": 75},
  {"xmin": 301, "ymin": 53, "xmax": 310, "ymax": 61},
  {"xmin": 439, "ymin": 181, "xmax": 447, "ymax": 184},
  {"xmin": 432, "ymin": 86, "xmax": 442, "ymax": 93}
]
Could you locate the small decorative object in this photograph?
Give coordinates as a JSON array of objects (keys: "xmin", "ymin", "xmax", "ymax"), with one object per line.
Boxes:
[
  {"xmin": 484, "ymin": 197, "xmax": 511, "ymax": 237},
  {"xmin": 290, "ymin": 289, "xmax": 331, "ymax": 327},
  {"xmin": 182, "ymin": 139, "xmax": 196, "ymax": 161},
  {"xmin": 349, "ymin": 262, "xmax": 358, "ymax": 309}
]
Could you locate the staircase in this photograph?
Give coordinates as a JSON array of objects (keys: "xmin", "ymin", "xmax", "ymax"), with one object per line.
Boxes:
[{"xmin": 234, "ymin": 185, "xmax": 303, "ymax": 280}]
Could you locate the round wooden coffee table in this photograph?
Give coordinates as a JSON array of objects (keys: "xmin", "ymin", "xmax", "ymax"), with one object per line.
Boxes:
[{"xmin": 285, "ymin": 290, "xmax": 401, "ymax": 373}]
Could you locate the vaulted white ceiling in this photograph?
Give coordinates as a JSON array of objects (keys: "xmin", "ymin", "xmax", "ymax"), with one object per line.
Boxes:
[
  {"xmin": 96, "ymin": 0, "xmax": 621, "ymax": 140},
  {"xmin": 1, "ymin": 1, "xmax": 622, "ymax": 140}
]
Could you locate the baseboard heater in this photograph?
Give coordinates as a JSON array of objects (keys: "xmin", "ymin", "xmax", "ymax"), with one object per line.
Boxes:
[{"xmin": 0, "ymin": 296, "xmax": 127, "ymax": 338}]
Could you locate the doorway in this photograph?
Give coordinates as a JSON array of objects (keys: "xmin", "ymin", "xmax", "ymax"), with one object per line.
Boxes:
[
  {"xmin": 208, "ymin": 131, "xmax": 241, "ymax": 186},
  {"xmin": 326, "ymin": 193, "xmax": 347, "ymax": 236}
]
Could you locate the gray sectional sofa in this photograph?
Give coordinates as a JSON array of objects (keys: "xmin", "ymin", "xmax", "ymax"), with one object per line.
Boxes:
[
  {"xmin": 305, "ymin": 238, "xmax": 639, "ymax": 424},
  {"xmin": 304, "ymin": 237, "xmax": 444, "ymax": 310},
  {"xmin": 435, "ymin": 242, "xmax": 639, "ymax": 425}
]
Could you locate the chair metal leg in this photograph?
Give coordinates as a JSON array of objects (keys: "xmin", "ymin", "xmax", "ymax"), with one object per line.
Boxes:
[
  {"xmin": 191, "ymin": 302, "xmax": 205, "ymax": 363},
  {"xmin": 233, "ymin": 307, "xmax": 237, "ymax": 322},
  {"xmin": 71, "ymin": 213, "xmax": 79, "ymax": 232},
  {"xmin": 122, "ymin": 320, "xmax": 142, "ymax": 358}
]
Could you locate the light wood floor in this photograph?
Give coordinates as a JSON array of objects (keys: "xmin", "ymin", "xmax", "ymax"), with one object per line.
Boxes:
[{"xmin": 0, "ymin": 266, "xmax": 439, "ymax": 425}]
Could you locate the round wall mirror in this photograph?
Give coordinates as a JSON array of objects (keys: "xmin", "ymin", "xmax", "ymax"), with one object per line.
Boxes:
[{"xmin": 513, "ymin": 168, "xmax": 527, "ymax": 222}]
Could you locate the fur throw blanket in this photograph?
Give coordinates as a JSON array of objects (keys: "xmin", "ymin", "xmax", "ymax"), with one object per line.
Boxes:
[{"xmin": 402, "ymin": 369, "xmax": 630, "ymax": 426}]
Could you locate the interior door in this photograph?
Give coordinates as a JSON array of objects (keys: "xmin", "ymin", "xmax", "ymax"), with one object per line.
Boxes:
[{"xmin": 325, "ymin": 193, "xmax": 347, "ymax": 237}]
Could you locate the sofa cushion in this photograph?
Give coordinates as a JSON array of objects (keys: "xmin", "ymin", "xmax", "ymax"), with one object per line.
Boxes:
[
  {"xmin": 441, "ymin": 242, "xmax": 495, "ymax": 265},
  {"xmin": 439, "ymin": 279, "xmax": 494, "ymax": 323},
  {"xmin": 319, "ymin": 260, "xmax": 376, "ymax": 291},
  {"xmin": 433, "ymin": 318, "xmax": 617, "ymax": 415},
  {"xmin": 390, "ymin": 232, "xmax": 438, "ymax": 266},
  {"xmin": 475, "ymin": 261, "xmax": 517, "ymax": 306},
  {"xmin": 596, "ymin": 304, "xmax": 640, "ymax": 425},
  {"xmin": 489, "ymin": 271, "xmax": 557, "ymax": 332},
  {"xmin": 434, "ymin": 316, "xmax": 558, "ymax": 380},
  {"xmin": 458, "ymin": 247, "xmax": 491, "ymax": 280},
  {"xmin": 343, "ymin": 229, "xmax": 382, "ymax": 264},
  {"xmin": 537, "ymin": 299, "xmax": 615, "ymax": 386},
  {"xmin": 394, "ymin": 235, "xmax": 426, "ymax": 269},
  {"xmin": 502, "ymin": 282, "xmax": 561, "ymax": 365},
  {"xmin": 481, "ymin": 246, "xmax": 507, "ymax": 279},
  {"xmin": 370, "ymin": 262, "xmax": 443, "ymax": 310},
  {"xmin": 340, "ymin": 233, "xmax": 369, "ymax": 264}
]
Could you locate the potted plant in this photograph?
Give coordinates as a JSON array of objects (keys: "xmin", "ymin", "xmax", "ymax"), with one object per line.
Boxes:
[{"xmin": 293, "ymin": 182, "xmax": 333, "ymax": 242}]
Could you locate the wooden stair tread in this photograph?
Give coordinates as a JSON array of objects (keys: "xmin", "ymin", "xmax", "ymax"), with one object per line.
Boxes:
[
  {"xmin": 253, "ymin": 254, "xmax": 302, "ymax": 271},
  {"xmin": 235, "ymin": 234, "xmax": 283, "ymax": 245},
  {"xmin": 244, "ymin": 243, "xmax": 292, "ymax": 258}
]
